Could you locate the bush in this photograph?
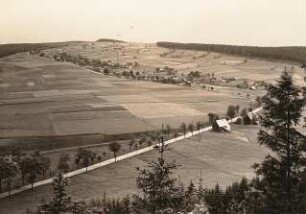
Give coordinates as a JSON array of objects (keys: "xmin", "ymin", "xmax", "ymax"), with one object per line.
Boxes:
[
  {"xmin": 236, "ymin": 117, "xmax": 243, "ymax": 125},
  {"xmin": 208, "ymin": 113, "xmax": 219, "ymax": 124}
]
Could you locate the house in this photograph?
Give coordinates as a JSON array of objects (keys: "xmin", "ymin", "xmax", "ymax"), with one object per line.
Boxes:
[
  {"xmin": 212, "ymin": 119, "xmax": 231, "ymax": 132},
  {"xmin": 244, "ymin": 112, "xmax": 260, "ymax": 125}
]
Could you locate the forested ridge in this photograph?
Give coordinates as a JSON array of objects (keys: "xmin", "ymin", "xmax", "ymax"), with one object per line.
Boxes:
[
  {"xmin": 0, "ymin": 42, "xmax": 73, "ymax": 58},
  {"xmin": 157, "ymin": 41, "xmax": 306, "ymax": 64}
]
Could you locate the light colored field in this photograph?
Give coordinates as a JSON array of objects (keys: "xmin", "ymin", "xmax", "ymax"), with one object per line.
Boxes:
[
  {"xmin": 0, "ymin": 125, "xmax": 270, "ymax": 214},
  {"xmin": 123, "ymin": 103, "xmax": 203, "ymax": 119}
]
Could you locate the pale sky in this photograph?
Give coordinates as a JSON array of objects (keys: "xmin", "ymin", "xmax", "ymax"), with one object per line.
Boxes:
[{"xmin": 0, "ymin": 0, "xmax": 305, "ymax": 46}]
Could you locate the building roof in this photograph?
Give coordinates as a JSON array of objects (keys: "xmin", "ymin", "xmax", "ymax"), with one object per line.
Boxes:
[
  {"xmin": 247, "ymin": 112, "xmax": 254, "ymax": 120},
  {"xmin": 215, "ymin": 119, "xmax": 231, "ymax": 131}
]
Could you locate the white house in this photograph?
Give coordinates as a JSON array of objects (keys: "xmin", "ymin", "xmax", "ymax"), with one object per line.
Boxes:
[{"xmin": 215, "ymin": 119, "xmax": 231, "ymax": 131}]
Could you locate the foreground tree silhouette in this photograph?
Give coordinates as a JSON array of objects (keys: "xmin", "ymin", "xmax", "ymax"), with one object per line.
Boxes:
[
  {"xmin": 38, "ymin": 173, "xmax": 71, "ymax": 214},
  {"xmin": 254, "ymin": 70, "xmax": 305, "ymax": 213},
  {"xmin": 136, "ymin": 158, "xmax": 178, "ymax": 212},
  {"xmin": 136, "ymin": 133, "xmax": 180, "ymax": 213}
]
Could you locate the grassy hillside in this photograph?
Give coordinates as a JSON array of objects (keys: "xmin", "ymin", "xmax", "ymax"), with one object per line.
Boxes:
[{"xmin": 157, "ymin": 42, "xmax": 306, "ymax": 64}]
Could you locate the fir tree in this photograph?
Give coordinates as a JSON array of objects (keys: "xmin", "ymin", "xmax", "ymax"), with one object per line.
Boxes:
[
  {"xmin": 254, "ymin": 70, "xmax": 305, "ymax": 213},
  {"xmin": 136, "ymin": 158, "xmax": 178, "ymax": 212},
  {"xmin": 136, "ymin": 132, "xmax": 179, "ymax": 212},
  {"xmin": 204, "ymin": 183, "xmax": 225, "ymax": 213},
  {"xmin": 184, "ymin": 181, "xmax": 198, "ymax": 212},
  {"xmin": 40, "ymin": 172, "xmax": 72, "ymax": 214}
]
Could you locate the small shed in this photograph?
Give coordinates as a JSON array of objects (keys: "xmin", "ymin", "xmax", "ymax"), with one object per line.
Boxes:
[{"xmin": 212, "ymin": 119, "xmax": 231, "ymax": 132}]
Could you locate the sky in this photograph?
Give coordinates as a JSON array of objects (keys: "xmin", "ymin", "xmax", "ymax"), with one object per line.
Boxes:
[{"xmin": 0, "ymin": 0, "xmax": 305, "ymax": 46}]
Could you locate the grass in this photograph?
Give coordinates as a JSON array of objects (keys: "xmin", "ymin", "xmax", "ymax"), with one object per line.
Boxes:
[{"xmin": 0, "ymin": 125, "xmax": 269, "ymax": 214}]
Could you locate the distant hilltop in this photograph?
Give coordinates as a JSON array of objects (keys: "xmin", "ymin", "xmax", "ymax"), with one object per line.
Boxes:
[
  {"xmin": 157, "ymin": 41, "xmax": 306, "ymax": 64},
  {"xmin": 0, "ymin": 39, "xmax": 127, "ymax": 59},
  {"xmin": 95, "ymin": 38, "xmax": 126, "ymax": 43}
]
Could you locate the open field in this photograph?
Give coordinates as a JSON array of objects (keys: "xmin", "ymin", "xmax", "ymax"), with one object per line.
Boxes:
[
  {"xmin": 0, "ymin": 53, "xmax": 257, "ymax": 144},
  {"xmin": 0, "ymin": 125, "xmax": 270, "ymax": 214},
  {"xmin": 1, "ymin": 40, "xmax": 304, "ymax": 150},
  {"xmin": 42, "ymin": 41, "xmax": 305, "ymax": 86}
]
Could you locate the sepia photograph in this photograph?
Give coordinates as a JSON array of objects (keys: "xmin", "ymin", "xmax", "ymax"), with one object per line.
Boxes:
[{"xmin": 0, "ymin": 0, "xmax": 305, "ymax": 213}]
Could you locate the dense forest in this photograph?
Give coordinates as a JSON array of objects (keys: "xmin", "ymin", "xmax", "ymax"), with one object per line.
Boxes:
[
  {"xmin": 0, "ymin": 42, "xmax": 73, "ymax": 58},
  {"xmin": 157, "ymin": 42, "xmax": 306, "ymax": 64},
  {"xmin": 95, "ymin": 38, "xmax": 125, "ymax": 43}
]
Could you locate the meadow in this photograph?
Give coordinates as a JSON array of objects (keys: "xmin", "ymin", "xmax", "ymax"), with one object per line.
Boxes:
[{"xmin": 0, "ymin": 125, "xmax": 269, "ymax": 214}]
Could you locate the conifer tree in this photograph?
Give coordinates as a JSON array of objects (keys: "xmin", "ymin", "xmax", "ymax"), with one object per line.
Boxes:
[
  {"xmin": 184, "ymin": 181, "xmax": 198, "ymax": 212},
  {"xmin": 136, "ymin": 130, "xmax": 179, "ymax": 212},
  {"xmin": 254, "ymin": 70, "xmax": 305, "ymax": 213},
  {"xmin": 40, "ymin": 172, "xmax": 72, "ymax": 214},
  {"xmin": 136, "ymin": 158, "xmax": 178, "ymax": 212},
  {"xmin": 204, "ymin": 183, "xmax": 225, "ymax": 213}
]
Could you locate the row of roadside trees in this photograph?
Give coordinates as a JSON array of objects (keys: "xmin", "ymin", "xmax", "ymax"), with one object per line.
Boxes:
[
  {"xmin": 0, "ymin": 151, "xmax": 50, "ymax": 194},
  {"xmin": 0, "ymin": 134, "xmax": 163, "ymax": 195}
]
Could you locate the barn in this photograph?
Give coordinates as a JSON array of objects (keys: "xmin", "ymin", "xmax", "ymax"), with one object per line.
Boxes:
[{"xmin": 212, "ymin": 119, "xmax": 231, "ymax": 132}]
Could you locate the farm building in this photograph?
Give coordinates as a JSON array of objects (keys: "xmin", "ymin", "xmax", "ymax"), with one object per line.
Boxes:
[
  {"xmin": 244, "ymin": 112, "xmax": 260, "ymax": 125},
  {"xmin": 212, "ymin": 119, "xmax": 231, "ymax": 132}
]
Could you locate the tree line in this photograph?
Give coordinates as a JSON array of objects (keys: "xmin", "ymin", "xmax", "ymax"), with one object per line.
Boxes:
[
  {"xmin": 0, "ymin": 42, "xmax": 71, "ymax": 58},
  {"xmin": 157, "ymin": 42, "xmax": 306, "ymax": 64}
]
